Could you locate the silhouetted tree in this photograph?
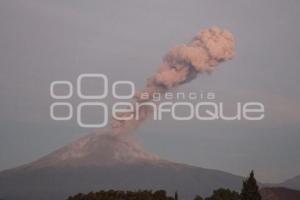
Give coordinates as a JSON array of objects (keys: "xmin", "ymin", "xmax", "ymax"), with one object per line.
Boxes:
[
  {"xmin": 193, "ymin": 194, "xmax": 204, "ymax": 200},
  {"xmin": 205, "ymin": 188, "xmax": 240, "ymax": 200},
  {"xmin": 240, "ymin": 170, "xmax": 261, "ymax": 200},
  {"xmin": 67, "ymin": 189, "xmax": 175, "ymax": 200}
]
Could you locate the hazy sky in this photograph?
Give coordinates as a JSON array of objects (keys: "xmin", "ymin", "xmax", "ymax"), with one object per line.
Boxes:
[{"xmin": 0, "ymin": 0, "xmax": 300, "ymax": 183}]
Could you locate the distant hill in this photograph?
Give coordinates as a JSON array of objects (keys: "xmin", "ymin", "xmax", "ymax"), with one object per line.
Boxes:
[
  {"xmin": 280, "ymin": 174, "xmax": 300, "ymax": 191},
  {"xmin": 0, "ymin": 130, "xmax": 243, "ymax": 200},
  {"xmin": 260, "ymin": 187, "xmax": 300, "ymax": 200}
]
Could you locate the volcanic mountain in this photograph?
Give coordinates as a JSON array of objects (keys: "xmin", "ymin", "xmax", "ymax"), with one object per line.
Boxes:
[{"xmin": 0, "ymin": 130, "xmax": 243, "ymax": 200}]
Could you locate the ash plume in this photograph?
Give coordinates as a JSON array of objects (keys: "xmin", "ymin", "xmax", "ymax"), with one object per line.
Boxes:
[{"xmin": 111, "ymin": 26, "xmax": 235, "ymax": 134}]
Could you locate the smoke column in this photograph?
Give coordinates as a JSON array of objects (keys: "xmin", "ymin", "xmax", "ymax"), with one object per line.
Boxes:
[{"xmin": 111, "ymin": 26, "xmax": 235, "ymax": 134}]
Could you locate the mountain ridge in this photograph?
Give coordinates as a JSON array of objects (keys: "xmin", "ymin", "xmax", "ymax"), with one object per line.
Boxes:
[
  {"xmin": 260, "ymin": 187, "xmax": 300, "ymax": 200},
  {"xmin": 280, "ymin": 174, "xmax": 300, "ymax": 191}
]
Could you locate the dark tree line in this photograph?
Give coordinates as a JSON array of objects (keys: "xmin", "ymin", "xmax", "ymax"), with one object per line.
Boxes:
[
  {"xmin": 67, "ymin": 190, "xmax": 175, "ymax": 200},
  {"xmin": 67, "ymin": 171, "xmax": 261, "ymax": 200}
]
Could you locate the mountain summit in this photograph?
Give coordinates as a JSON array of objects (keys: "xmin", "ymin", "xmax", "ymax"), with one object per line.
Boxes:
[{"xmin": 21, "ymin": 130, "xmax": 160, "ymax": 169}]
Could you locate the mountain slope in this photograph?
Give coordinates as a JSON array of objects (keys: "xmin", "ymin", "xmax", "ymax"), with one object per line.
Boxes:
[
  {"xmin": 280, "ymin": 175, "xmax": 300, "ymax": 191},
  {"xmin": 0, "ymin": 130, "xmax": 243, "ymax": 200},
  {"xmin": 17, "ymin": 131, "xmax": 161, "ymax": 169},
  {"xmin": 260, "ymin": 187, "xmax": 300, "ymax": 200}
]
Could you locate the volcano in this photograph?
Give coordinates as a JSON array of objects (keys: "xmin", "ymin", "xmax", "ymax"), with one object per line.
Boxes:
[{"xmin": 0, "ymin": 130, "xmax": 243, "ymax": 200}]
